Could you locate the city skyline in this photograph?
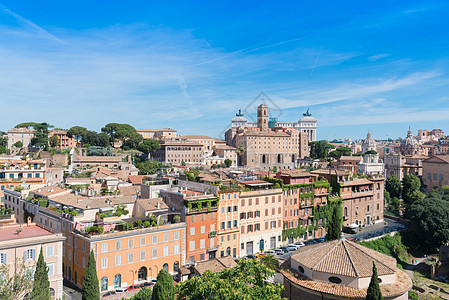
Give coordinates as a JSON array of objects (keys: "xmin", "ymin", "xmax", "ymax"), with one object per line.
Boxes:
[{"xmin": 1, "ymin": 1, "xmax": 449, "ymax": 140}]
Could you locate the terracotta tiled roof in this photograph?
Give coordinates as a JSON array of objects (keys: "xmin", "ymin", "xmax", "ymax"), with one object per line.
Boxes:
[
  {"xmin": 128, "ymin": 175, "xmax": 146, "ymax": 185},
  {"xmin": 339, "ymin": 156, "xmax": 362, "ymax": 161},
  {"xmin": 49, "ymin": 193, "xmax": 137, "ymax": 210},
  {"xmin": 30, "ymin": 186, "xmax": 70, "ymax": 197},
  {"xmin": 178, "ymin": 135, "xmax": 215, "ymax": 140},
  {"xmin": 194, "ymin": 256, "xmax": 237, "ymax": 275},
  {"xmin": 73, "ymin": 155, "xmax": 122, "ymax": 163},
  {"xmin": 342, "ymin": 179, "xmax": 373, "ymax": 186},
  {"xmin": 119, "ymin": 186, "xmax": 140, "ymax": 196},
  {"xmin": 136, "ymin": 198, "xmax": 168, "ymax": 211},
  {"xmin": 214, "ymin": 145, "xmax": 236, "ymax": 150},
  {"xmin": 310, "ymin": 169, "xmax": 350, "ymax": 176},
  {"xmin": 291, "ymin": 240, "xmax": 396, "ymax": 278},
  {"xmin": 278, "ymin": 169, "xmax": 313, "ymax": 177}
]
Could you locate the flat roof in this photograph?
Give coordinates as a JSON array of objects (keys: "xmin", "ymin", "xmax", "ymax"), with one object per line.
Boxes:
[
  {"xmin": 241, "ymin": 180, "xmax": 273, "ymax": 186},
  {"xmin": 0, "ymin": 224, "xmax": 53, "ymax": 242}
]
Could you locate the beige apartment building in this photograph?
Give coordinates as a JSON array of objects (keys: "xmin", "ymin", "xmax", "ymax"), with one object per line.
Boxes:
[
  {"xmin": 137, "ymin": 128, "xmax": 177, "ymax": 140},
  {"xmin": 0, "ymin": 223, "xmax": 65, "ymax": 299},
  {"xmin": 422, "ymin": 155, "xmax": 449, "ymax": 192},
  {"xmin": 7, "ymin": 127, "xmax": 35, "ymax": 149},
  {"xmin": 154, "ymin": 141, "xmax": 204, "ymax": 165},
  {"xmin": 217, "ymin": 191, "xmax": 240, "ymax": 258},
  {"xmin": 238, "ymin": 181, "xmax": 283, "ymax": 257}
]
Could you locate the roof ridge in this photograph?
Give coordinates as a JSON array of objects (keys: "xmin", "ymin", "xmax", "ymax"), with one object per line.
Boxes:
[
  {"xmin": 345, "ymin": 241, "xmax": 396, "ymax": 275},
  {"xmin": 342, "ymin": 240, "xmax": 359, "ymax": 277},
  {"xmin": 310, "ymin": 240, "xmax": 339, "ymax": 269}
]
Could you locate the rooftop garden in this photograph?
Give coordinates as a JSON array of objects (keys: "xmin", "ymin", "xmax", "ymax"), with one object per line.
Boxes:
[
  {"xmin": 48, "ymin": 206, "xmax": 80, "ymax": 216},
  {"xmin": 96, "ymin": 204, "xmax": 129, "ymax": 219},
  {"xmin": 184, "ymin": 198, "xmax": 219, "ymax": 212}
]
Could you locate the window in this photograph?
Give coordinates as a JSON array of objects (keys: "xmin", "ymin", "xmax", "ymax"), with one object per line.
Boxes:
[
  {"xmin": 101, "ymin": 257, "xmax": 108, "ymax": 269},
  {"xmin": 128, "ymin": 239, "xmax": 134, "ymax": 249},
  {"xmin": 434, "ymin": 173, "xmax": 438, "ymax": 180},
  {"xmin": 48, "ymin": 263, "xmax": 55, "ymax": 276},
  {"xmin": 201, "ymin": 226, "xmax": 205, "ymax": 234},
  {"xmin": 233, "ymin": 220, "xmax": 237, "ymax": 227},
  {"xmin": 115, "ymin": 255, "xmax": 121, "ymax": 266},
  {"xmin": 190, "ymin": 256, "xmax": 195, "ymax": 264},
  {"xmin": 190, "ymin": 241, "xmax": 195, "ymax": 251},
  {"xmin": 227, "ymin": 206, "xmax": 231, "ymax": 213},
  {"xmin": 0, "ymin": 253, "xmax": 6, "ymax": 264},
  {"xmin": 221, "ymin": 207, "xmax": 225, "ymax": 214},
  {"xmin": 240, "ymin": 213, "xmax": 245, "ymax": 220},
  {"xmin": 428, "ymin": 173, "xmax": 431, "ymax": 180},
  {"xmin": 140, "ymin": 251, "xmax": 146, "ymax": 260},
  {"xmin": 83, "ymin": 241, "xmax": 86, "ymax": 252},
  {"xmin": 82, "ymin": 256, "xmax": 86, "ymax": 267},
  {"xmin": 210, "ymin": 224, "xmax": 215, "ymax": 231},
  {"xmin": 271, "ymin": 221, "xmax": 276, "ymax": 229},
  {"xmin": 221, "ymin": 222, "xmax": 225, "ymax": 230},
  {"xmin": 227, "ymin": 221, "xmax": 231, "ymax": 228},
  {"xmin": 115, "ymin": 241, "xmax": 121, "ymax": 251},
  {"xmin": 163, "ymin": 233, "xmax": 169, "ymax": 242},
  {"xmin": 233, "ymin": 206, "xmax": 238, "ymax": 212},
  {"xmin": 200, "ymin": 239, "xmax": 205, "ymax": 249},
  {"xmin": 241, "ymin": 199, "xmax": 245, "ymax": 206},
  {"xmin": 101, "ymin": 277, "xmax": 108, "ymax": 291},
  {"xmin": 241, "ymin": 226, "xmax": 245, "ymax": 234},
  {"xmin": 152, "ymin": 235, "xmax": 158, "ymax": 244},
  {"xmin": 247, "ymin": 225, "xmax": 253, "ymax": 232},
  {"xmin": 255, "ymin": 223, "xmax": 260, "ymax": 231},
  {"xmin": 24, "ymin": 249, "xmax": 35, "ymax": 261},
  {"xmin": 152, "ymin": 248, "xmax": 158, "ymax": 258},
  {"xmin": 174, "ymin": 244, "xmax": 180, "ymax": 255},
  {"xmin": 190, "ymin": 227, "xmax": 195, "ymax": 236},
  {"xmin": 440, "ymin": 174, "xmax": 444, "ymax": 181},
  {"xmin": 328, "ymin": 276, "xmax": 342, "ymax": 284},
  {"xmin": 233, "ymin": 234, "xmax": 237, "ymax": 240},
  {"xmin": 174, "ymin": 231, "xmax": 179, "ymax": 240},
  {"xmin": 101, "ymin": 243, "xmax": 108, "ymax": 253},
  {"xmin": 128, "ymin": 253, "xmax": 134, "ymax": 263},
  {"xmin": 46, "ymin": 245, "xmax": 54, "ymax": 257},
  {"xmin": 163, "ymin": 246, "xmax": 169, "ymax": 257}
]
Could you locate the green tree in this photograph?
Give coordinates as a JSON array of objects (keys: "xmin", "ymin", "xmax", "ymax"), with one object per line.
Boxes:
[
  {"xmin": 385, "ymin": 175, "xmax": 401, "ymax": 198},
  {"xmin": 101, "ymin": 123, "xmax": 137, "ymax": 146},
  {"xmin": 181, "ymin": 160, "xmax": 186, "ymax": 166},
  {"xmin": 272, "ymin": 166, "xmax": 278, "ymax": 173},
  {"xmin": 235, "ymin": 145, "xmax": 246, "ymax": 165},
  {"xmin": 259, "ymin": 254, "xmax": 279, "ymax": 272},
  {"xmin": 366, "ymin": 262, "xmax": 383, "ymax": 300},
  {"xmin": 0, "ymin": 133, "xmax": 7, "ymax": 147},
  {"xmin": 16, "ymin": 122, "xmax": 52, "ymax": 149},
  {"xmin": 0, "ymin": 257, "xmax": 34, "ymax": 300},
  {"xmin": 82, "ymin": 250, "xmax": 100, "ymax": 300},
  {"xmin": 137, "ymin": 139, "xmax": 161, "ymax": 157},
  {"xmin": 13, "ymin": 141, "xmax": 23, "ymax": 148},
  {"xmin": 151, "ymin": 269, "xmax": 174, "ymax": 300},
  {"xmin": 122, "ymin": 132, "xmax": 143, "ymax": 149},
  {"xmin": 0, "ymin": 146, "xmax": 7, "ymax": 154},
  {"xmin": 325, "ymin": 202, "xmax": 342, "ymax": 241},
  {"xmin": 328, "ymin": 147, "xmax": 352, "ymax": 158},
  {"xmin": 86, "ymin": 146, "xmax": 113, "ymax": 156},
  {"xmin": 31, "ymin": 247, "xmax": 50, "ymax": 300},
  {"xmin": 443, "ymin": 185, "xmax": 449, "ymax": 195},
  {"xmin": 402, "ymin": 174, "xmax": 421, "ymax": 206},
  {"xmin": 224, "ymin": 158, "xmax": 232, "ymax": 168},
  {"xmin": 129, "ymin": 287, "xmax": 152, "ymax": 300},
  {"xmin": 389, "ymin": 197, "xmax": 400, "ymax": 212},
  {"xmin": 177, "ymin": 259, "xmax": 284, "ymax": 300},
  {"xmin": 49, "ymin": 135, "xmax": 59, "ymax": 148},
  {"xmin": 67, "ymin": 126, "xmax": 88, "ymax": 141},
  {"xmin": 309, "ymin": 140, "xmax": 335, "ymax": 159}
]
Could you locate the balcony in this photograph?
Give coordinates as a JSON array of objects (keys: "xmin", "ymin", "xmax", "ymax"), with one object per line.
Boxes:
[
  {"xmin": 207, "ymin": 246, "xmax": 219, "ymax": 252},
  {"xmin": 208, "ymin": 231, "xmax": 217, "ymax": 238}
]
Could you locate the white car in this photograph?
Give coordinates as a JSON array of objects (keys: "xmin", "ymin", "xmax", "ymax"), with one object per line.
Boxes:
[
  {"xmin": 115, "ymin": 288, "xmax": 127, "ymax": 293},
  {"xmin": 264, "ymin": 250, "xmax": 276, "ymax": 255},
  {"xmin": 275, "ymin": 249, "xmax": 284, "ymax": 255},
  {"xmin": 287, "ymin": 245, "xmax": 297, "ymax": 251},
  {"xmin": 294, "ymin": 242, "xmax": 305, "ymax": 248},
  {"xmin": 288, "ymin": 244, "xmax": 299, "ymax": 250}
]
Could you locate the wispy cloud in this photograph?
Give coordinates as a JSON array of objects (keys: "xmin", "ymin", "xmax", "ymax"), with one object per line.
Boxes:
[{"xmin": 368, "ymin": 53, "xmax": 390, "ymax": 61}]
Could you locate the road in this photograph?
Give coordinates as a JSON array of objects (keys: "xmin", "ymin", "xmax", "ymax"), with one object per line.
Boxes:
[{"xmin": 277, "ymin": 218, "xmax": 405, "ymax": 261}]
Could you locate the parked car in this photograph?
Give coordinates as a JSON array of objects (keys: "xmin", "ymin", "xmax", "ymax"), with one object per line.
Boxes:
[
  {"xmin": 115, "ymin": 288, "xmax": 127, "ymax": 293},
  {"xmin": 315, "ymin": 237, "xmax": 325, "ymax": 243},
  {"xmin": 275, "ymin": 249, "xmax": 284, "ymax": 255},
  {"xmin": 294, "ymin": 242, "xmax": 305, "ymax": 247},
  {"xmin": 246, "ymin": 254, "xmax": 257, "ymax": 259},
  {"xmin": 255, "ymin": 253, "xmax": 267, "ymax": 258},
  {"xmin": 264, "ymin": 250, "xmax": 276, "ymax": 255},
  {"xmin": 279, "ymin": 246, "xmax": 289, "ymax": 252},
  {"xmin": 139, "ymin": 282, "xmax": 153, "ymax": 288},
  {"xmin": 102, "ymin": 291, "xmax": 116, "ymax": 298},
  {"xmin": 128, "ymin": 285, "xmax": 140, "ymax": 291},
  {"xmin": 287, "ymin": 245, "xmax": 297, "ymax": 251},
  {"xmin": 346, "ymin": 237, "xmax": 355, "ymax": 242},
  {"xmin": 288, "ymin": 244, "xmax": 299, "ymax": 250},
  {"xmin": 151, "ymin": 279, "xmax": 158, "ymax": 285}
]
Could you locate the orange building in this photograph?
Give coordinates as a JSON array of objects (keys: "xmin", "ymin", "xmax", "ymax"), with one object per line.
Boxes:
[{"xmin": 49, "ymin": 130, "xmax": 76, "ymax": 149}]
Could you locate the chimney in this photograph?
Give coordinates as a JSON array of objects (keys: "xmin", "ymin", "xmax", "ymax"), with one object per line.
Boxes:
[{"xmin": 157, "ymin": 203, "xmax": 160, "ymax": 209}]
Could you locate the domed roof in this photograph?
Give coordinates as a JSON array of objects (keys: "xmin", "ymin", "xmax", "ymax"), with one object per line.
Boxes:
[
  {"xmin": 402, "ymin": 128, "xmax": 418, "ymax": 147},
  {"xmin": 291, "ymin": 239, "xmax": 396, "ymax": 278},
  {"xmin": 232, "ymin": 116, "xmax": 248, "ymax": 122},
  {"xmin": 299, "ymin": 116, "xmax": 317, "ymax": 122}
]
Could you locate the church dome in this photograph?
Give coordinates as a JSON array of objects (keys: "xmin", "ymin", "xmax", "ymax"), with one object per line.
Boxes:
[
  {"xmin": 299, "ymin": 116, "xmax": 317, "ymax": 122},
  {"xmin": 402, "ymin": 128, "xmax": 419, "ymax": 148}
]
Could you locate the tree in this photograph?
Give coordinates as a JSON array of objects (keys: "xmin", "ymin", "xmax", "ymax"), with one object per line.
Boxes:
[
  {"xmin": 13, "ymin": 141, "xmax": 23, "ymax": 148},
  {"xmin": 67, "ymin": 126, "xmax": 88, "ymax": 141},
  {"xmin": 177, "ymin": 259, "xmax": 283, "ymax": 300},
  {"xmin": 129, "ymin": 287, "xmax": 152, "ymax": 300},
  {"xmin": 235, "ymin": 145, "xmax": 246, "ymax": 165},
  {"xmin": 0, "ymin": 257, "xmax": 34, "ymax": 300},
  {"xmin": 325, "ymin": 202, "xmax": 342, "ymax": 241},
  {"xmin": 443, "ymin": 185, "xmax": 449, "ymax": 195},
  {"xmin": 366, "ymin": 262, "xmax": 383, "ymax": 300},
  {"xmin": 31, "ymin": 246, "xmax": 50, "ymax": 300},
  {"xmin": 86, "ymin": 146, "xmax": 113, "ymax": 156},
  {"xmin": 272, "ymin": 166, "xmax": 278, "ymax": 173},
  {"xmin": 385, "ymin": 175, "xmax": 401, "ymax": 198},
  {"xmin": 16, "ymin": 122, "xmax": 52, "ymax": 149},
  {"xmin": 0, "ymin": 134, "xmax": 7, "ymax": 147},
  {"xmin": 309, "ymin": 140, "xmax": 335, "ymax": 159},
  {"xmin": 122, "ymin": 132, "xmax": 143, "ymax": 150},
  {"xmin": 151, "ymin": 269, "xmax": 174, "ymax": 300},
  {"xmin": 224, "ymin": 159, "xmax": 232, "ymax": 168},
  {"xmin": 101, "ymin": 123, "xmax": 137, "ymax": 146},
  {"xmin": 328, "ymin": 147, "xmax": 352, "ymax": 158},
  {"xmin": 49, "ymin": 135, "xmax": 59, "ymax": 148},
  {"xmin": 137, "ymin": 139, "xmax": 160, "ymax": 157},
  {"xmin": 0, "ymin": 146, "xmax": 7, "ymax": 154},
  {"xmin": 402, "ymin": 174, "xmax": 421, "ymax": 206},
  {"xmin": 82, "ymin": 250, "xmax": 99, "ymax": 300},
  {"xmin": 259, "ymin": 254, "xmax": 279, "ymax": 272}
]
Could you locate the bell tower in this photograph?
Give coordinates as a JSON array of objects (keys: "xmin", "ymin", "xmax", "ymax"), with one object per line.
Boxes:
[{"xmin": 257, "ymin": 102, "xmax": 269, "ymax": 131}]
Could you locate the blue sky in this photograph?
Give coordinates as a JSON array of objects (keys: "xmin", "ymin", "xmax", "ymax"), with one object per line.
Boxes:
[{"xmin": 0, "ymin": 1, "xmax": 449, "ymax": 141}]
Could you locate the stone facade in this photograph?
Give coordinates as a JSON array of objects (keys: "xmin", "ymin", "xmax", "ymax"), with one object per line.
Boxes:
[
  {"xmin": 7, "ymin": 127, "xmax": 34, "ymax": 149},
  {"xmin": 422, "ymin": 155, "xmax": 449, "ymax": 192},
  {"xmin": 154, "ymin": 141, "xmax": 204, "ymax": 165}
]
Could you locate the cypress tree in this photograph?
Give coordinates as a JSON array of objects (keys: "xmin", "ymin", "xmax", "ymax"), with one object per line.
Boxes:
[
  {"xmin": 366, "ymin": 262, "xmax": 383, "ymax": 300},
  {"xmin": 151, "ymin": 269, "xmax": 174, "ymax": 300},
  {"xmin": 82, "ymin": 250, "xmax": 100, "ymax": 300},
  {"xmin": 325, "ymin": 203, "xmax": 342, "ymax": 241},
  {"xmin": 31, "ymin": 246, "xmax": 50, "ymax": 300}
]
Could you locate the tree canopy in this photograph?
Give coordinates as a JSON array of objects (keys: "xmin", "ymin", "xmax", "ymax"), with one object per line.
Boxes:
[
  {"xmin": 325, "ymin": 201, "xmax": 343, "ymax": 241},
  {"xmin": 101, "ymin": 123, "xmax": 137, "ymax": 144},
  {"xmin": 309, "ymin": 140, "xmax": 335, "ymax": 159},
  {"xmin": 366, "ymin": 262, "xmax": 383, "ymax": 300},
  {"xmin": 0, "ymin": 257, "xmax": 33, "ymax": 300},
  {"xmin": 16, "ymin": 122, "xmax": 52, "ymax": 149},
  {"xmin": 176, "ymin": 259, "xmax": 284, "ymax": 300},
  {"xmin": 86, "ymin": 146, "xmax": 114, "ymax": 156},
  {"xmin": 385, "ymin": 175, "xmax": 401, "ymax": 199},
  {"xmin": 137, "ymin": 139, "xmax": 160, "ymax": 156},
  {"xmin": 328, "ymin": 147, "xmax": 352, "ymax": 158},
  {"xmin": 402, "ymin": 174, "xmax": 421, "ymax": 206},
  {"xmin": 151, "ymin": 269, "xmax": 175, "ymax": 300},
  {"xmin": 82, "ymin": 251, "xmax": 100, "ymax": 300},
  {"xmin": 407, "ymin": 193, "xmax": 449, "ymax": 253}
]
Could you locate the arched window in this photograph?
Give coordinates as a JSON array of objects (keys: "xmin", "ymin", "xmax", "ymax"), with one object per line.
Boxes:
[
  {"xmin": 226, "ymin": 247, "xmax": 231, "ymax": 256},
  {"xmin": 163, "ymin": 263, "xmax": 169, "ymax": 272},
  {"xmin": 344, "ymin": 207, "xmax": 348, "ymax": 217},
  {"xmin": 277, "ymin": 154, "xmax": 281, "ymax": 163},
  {"xmin": 49, "ymin": 288, "xmax": 55, "ymax": 298},
  {"xmin": 328, "ymin": 276, "xmax": 342, "ymax": 284},
  {"xmin": 101, "ymin": 277, "xmax": 108, "ymax": 291},
  {"xmin": 174, "ymin": 261, "xmax": 179, "ymax": 273},
  {"xmin": 114, "ymin": 274, "xmax": 121, "ymax": 288},
  {"xmin": 138, "ymin": 267, "xmax": 147, "ymax": 281},
  {"xmin": 262, "ymin": 154, "xmax": 266, "ymax": 164},
  {"xmin": 298, "ymin": 266, "xmax": 305, "ymax": 273},
  {"xmin": 291, "ymin": 154, "xmax": 295, "ymax": 163}
]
